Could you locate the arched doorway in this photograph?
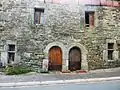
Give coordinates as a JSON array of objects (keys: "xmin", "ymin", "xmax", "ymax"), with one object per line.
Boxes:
[
  {"xmin": 69, "ymin": 47, "xmax": 81, "ymax": 71},
  {"xmin": 48, "ymin": 46, "xmax": 62, "ymax": 71}
]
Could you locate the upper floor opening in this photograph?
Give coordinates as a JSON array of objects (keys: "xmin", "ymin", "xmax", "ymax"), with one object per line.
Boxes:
[{"xmin": 34, "ymin": 8, "xmax": 44, "ymax": 25}]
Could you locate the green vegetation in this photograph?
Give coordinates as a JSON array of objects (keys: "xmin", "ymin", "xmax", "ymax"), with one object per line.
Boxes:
[{"xmin": 4, "ymin": 64, "xmax": 32, "ymax": 75}]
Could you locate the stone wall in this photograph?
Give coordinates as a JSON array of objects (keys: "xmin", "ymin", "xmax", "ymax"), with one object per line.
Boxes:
[
  {"xmin": 0, "ymin": 0, "xmax": 120, "ymax": 71},
  {"xmin": 95, "ymin": 6, "xmax": 120, "ymax": 68}
]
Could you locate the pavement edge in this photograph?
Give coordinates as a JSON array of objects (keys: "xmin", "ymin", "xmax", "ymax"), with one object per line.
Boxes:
[{"xmin": 0, "ymin": 76, "xmax": 120, "ymax": 87}]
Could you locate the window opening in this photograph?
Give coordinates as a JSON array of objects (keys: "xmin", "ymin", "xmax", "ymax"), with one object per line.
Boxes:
[
  {"xmin": 108, "ymin": 43, "xmax": 114, "ymax": 60},
  {"xmin": 34, "ymin": 8, "xmax": 44, "ymax": 24},
  {"xmin": 8, "ymin": 44, "xmax": 15, "ymax": 63},
  {"xmin": 117, "ymin": 44, "xmax": 120, "ymax": 59},
  {"xmin": 85, "ymin": 11, "xmax": 94, "ymax": 27}
]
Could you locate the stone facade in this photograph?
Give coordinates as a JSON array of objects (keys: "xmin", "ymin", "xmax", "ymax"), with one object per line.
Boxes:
[{"xmin": 0, "ymin": 0, "xmax": 120, "ymax": 72}]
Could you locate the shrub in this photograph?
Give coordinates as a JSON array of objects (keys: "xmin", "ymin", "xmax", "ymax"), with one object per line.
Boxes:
[{"xmin": 4, "ymin": 64, "xmax": 31, "ymax": 75}]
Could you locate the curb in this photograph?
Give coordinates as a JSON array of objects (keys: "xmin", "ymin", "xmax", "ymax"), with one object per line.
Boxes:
[
  {"xmin": 0, "ymin": 77, "xmax": 120, "ymax": 87},
  {"xmin": 89, "ymin": 67, "xmax": 120, "ymax": 73}
]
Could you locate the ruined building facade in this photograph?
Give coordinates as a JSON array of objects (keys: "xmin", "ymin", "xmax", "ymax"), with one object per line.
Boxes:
[{"xmin": 0, "ymin": 0, "xmax": 120, "ymax": 72}]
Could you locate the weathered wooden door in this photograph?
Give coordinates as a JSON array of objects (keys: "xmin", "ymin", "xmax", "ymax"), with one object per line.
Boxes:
[
  {"xmin": 48, "ymin": 46, "xmax": 62, "ymax": 71},
  {"xmin": 69, "ymin": 47, "xmax": 81, "ymax": 71}
]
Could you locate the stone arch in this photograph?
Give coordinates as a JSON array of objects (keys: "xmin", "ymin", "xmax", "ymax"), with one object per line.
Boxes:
[
  {"xmin": 44, "ymin": 42, "xmax": 66, "ymax": 59},
  {"xmin": 66, "ymin": 43, "xmax": 88, "ymax": 71},
  {"xmin": 43, "ymin": 42, "xmax": 66, "ymax": 71}
]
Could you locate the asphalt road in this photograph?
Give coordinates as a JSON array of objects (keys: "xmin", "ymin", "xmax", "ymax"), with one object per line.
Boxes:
[
  {"xmin": 1, "ymin": 70, "xmax": 120, "ymax": 83},
  {"xmin": 0, "ymin": 80, "xmax": 120, "ymax": 90}
]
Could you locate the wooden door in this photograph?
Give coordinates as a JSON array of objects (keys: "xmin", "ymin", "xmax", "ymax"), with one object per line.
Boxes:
[
  {"xmin": 48, "ymin": 46, "xmax": 62, "ymax": 71},
  {"xmin": 69, "ymin": 47, "xmax": 81, "ymax": 71}
]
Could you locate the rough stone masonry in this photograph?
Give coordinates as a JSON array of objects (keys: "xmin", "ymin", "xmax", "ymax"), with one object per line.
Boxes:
[{"xmin": 0, "ymin": 0, "xmax": 120, "ymax": 72}]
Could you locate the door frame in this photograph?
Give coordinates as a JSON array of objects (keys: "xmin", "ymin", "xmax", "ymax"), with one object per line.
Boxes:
[
  {"xmin": 66, "ymin": 43, "xmax": 88, "ymax": 71},
  {"xmin": 44, "ymin": 42, "xmax": 66, "ymax": 71}
]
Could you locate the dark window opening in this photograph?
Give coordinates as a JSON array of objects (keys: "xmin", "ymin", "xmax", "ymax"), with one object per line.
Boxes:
[
  {"xmin": 8, "ymin": 44, "xmax": 15, "ymax": 64},
  {"xmin": 8, "ymin": 44, "xmax": 15, "ymax": 51},
  {"xmin": 85, "ymin": 12, "xmax": 90, "ymax": 27},
  {"xmin": 118, "ymin": 44, "xmax": 120, "ymax": 59},
  {"xmin": 108, "ymin": 43, "xmax": 114, "ymax": 49},
  {"xmin": 108, "ymin": 50, "xmax": 113, "ymax": 60},
  {"xmin": 85, "ymin": 11, "xmax": 94, "ymax": 27},
  {"xmin": 108, "ymin": 43, "xmax": 114, "ymax": 60},
  {"xmin": 8, "ymin": 52, "xmax": 15, "ymax": 63},
  {"xmin": 34, "ymin": 8, "xmax": 44, "ymax": 24}
]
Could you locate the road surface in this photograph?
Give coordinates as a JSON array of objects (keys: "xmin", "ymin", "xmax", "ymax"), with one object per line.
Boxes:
[{"xmin": 0, "ymin": 80, "xmax": 120, "ymax": 90}]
